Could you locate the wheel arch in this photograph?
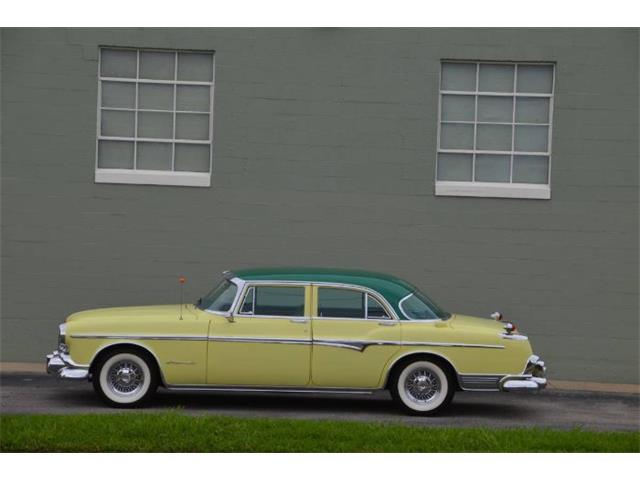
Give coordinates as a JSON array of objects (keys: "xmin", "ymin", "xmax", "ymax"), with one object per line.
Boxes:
[
  {"xmin": 89, "ymin": 342, "xmax": 166, "ymax": 387},
  {"xmin": 383, "ymin": 351, "xmax": 461, "ymax": 390}
]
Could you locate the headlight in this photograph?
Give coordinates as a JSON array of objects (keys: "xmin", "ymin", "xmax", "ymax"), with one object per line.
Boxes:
[{"xmin": 58, "ymin": 323, "xmax": 68, "ymax": 353}]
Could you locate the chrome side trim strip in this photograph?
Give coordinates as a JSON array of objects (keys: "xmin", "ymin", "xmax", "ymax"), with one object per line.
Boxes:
[
  {"xmin": 401, "ymin": 341, "xmax": 504, "ymax": 350},
  {"xmin": 70, "ymin": 334, "xmax": 208, "ymax": 341},
  {"xmin": 209, "ymin": 336, "xmax": 310, "ymax": 346},
  {"xmin": 166, "ymin": 385, "xmax": 377, "ymax": 395},
  {"xmin": 71, "ymin": 334, "xmax": 504, "ymax": 351},
  {"xmin": 208, "ymin": 336, "xmax": 504, "ymax": 351}
]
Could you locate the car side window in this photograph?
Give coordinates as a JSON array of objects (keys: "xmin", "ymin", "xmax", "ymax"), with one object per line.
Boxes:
[
  {"xmin": 240, "ymin": 286, "xmax": 305, "ymax": 317},
  {"xmin": 239, "ymin": 287, "xmax": 255, "ymax": 314},
  {"xmin": 367, "ymin": 294, "xmax": 390, "ymax": 319},
  {"xmin": 317, "ymin": 288, "xmax": 364, "ymax": 318}
]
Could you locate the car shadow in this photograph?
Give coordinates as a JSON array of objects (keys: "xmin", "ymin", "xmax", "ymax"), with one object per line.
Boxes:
[
  {"xmin": 47, "ymin": 385, "xmax": 531, "ymax": 419},
  {"xmin": 56, "ymin": 388, "xmax": 530, "ymax": 420}
]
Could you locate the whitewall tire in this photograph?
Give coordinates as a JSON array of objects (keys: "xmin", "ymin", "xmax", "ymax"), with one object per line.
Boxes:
[
  {"xmin": 93, "ymin": 349, "xmax": 158, "ymax": 408},
  {"xmin": 390, "ymin": 359, "xmax": 455, "ymax": 415}
]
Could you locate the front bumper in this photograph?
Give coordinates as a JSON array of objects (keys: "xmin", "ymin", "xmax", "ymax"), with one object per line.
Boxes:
[
  {"xmin": 46, "ymin": 350, "xmax": 90, "ymax": 380},
  {"xmin": 499, "ymin": 355, "xmax": 547, "ymax": 392}
]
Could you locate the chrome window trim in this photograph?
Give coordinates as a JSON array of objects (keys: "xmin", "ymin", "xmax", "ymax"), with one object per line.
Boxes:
[
  {"xmin": 233, "ymin": 314, "xmax": 311, "ymax": 321},
  {"xmin": 365, "ymin": 293, "xmax": 392, "ymax": 320},
  {"xmin": 226, "ymin": 278, "xmax": 400, "ymax": 320},
  {"xmin": 204, "ymin": 276, "xmax": 245, "ymax": 315},
  {"xmin": 232, "ymin": 282, "xmax": 309, "ymax": 319},
  {"xmin": 315, "ymin": 285, "xmax": 395, "ymax": 322},
  {"xmin": 398, "ymin": 293, "xmax": 443, "ymax": 322}
]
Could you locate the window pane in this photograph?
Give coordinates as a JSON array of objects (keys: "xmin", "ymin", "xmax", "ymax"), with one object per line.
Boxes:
[
  {"xmin": 441, "ymin": 95, "xmax": 474, "ymax": 122},
  {"xmin": 174, "ymin": 144, "xmax": 210, "ymax": 172},
  {"xmin": 437, "ymin": 153, "xmax": 472, "ymax": 181},
  {"xmin": 138, "ymin": 84, "xmax": 174, "ymax": 111},
  {"xmin": 514, "ymin": 125, "xmax": 548, "ymax": 152},
  {"xmin": 176, "ymin": 113, "xmax": 209, "ymax": 140},
  {"xmin": 478, "ymin": 64, "xmax": 514, "ymax": 92},
  {"xmin": 136, "ymin": 142, "xmax": 172, "ymax": 171},
  {"xmin": 200, "ymin": 280, "xmax": 237, "ymax": 312},
  {"xmin": 476, "ymin": 124, "xmax": 512, "ymax": 151},
  {"xmin": 477, "ymin": 96, "xmax": 513, "ymax": 123},
  {"xmin": 475, "ymin": 154, "xmax": 510, "ymax": 182},
  {"xmin": 318, "ymin": 288, "xmax": 364, "ymax": 318},
  {"xmin": 516, "ymin": 97, "xmax": 550, "ymax": 124},
  {"xmin": 101, "ymin": 110, "xmax": 135, "ymax": 137},
  {"xmin": 138, "ymin": 112, "xmax": 173, "ymax": 139},
  {"xmin": 101, "ymin": 49, "xmax": 136, "ymax": 78},
  {"xmin": 101, "ymin": 81, "xmax": 135, "ymax": 108},
  {"xmin": 513, "ymin": 155, "xmax": 549, "ymax": 184},
  {"xmin": 240, "ymin": 287, "xmax": 255, "ymax": 314},
  {"xmin": 517, "ymin": 64, "xmax": 554, "ymax": 94},
  {"xmin": 367, "ymin": 295, "xmax": 390, "ymax": 319},
  {"xmin": 139, "ymin": 51, "xmax": 175, "ymax": 80},
  {"xmin": 254, "ymin": 287, "xmax": 305, "ymax": 317},
  {"xmin": 176, "ymin": 85, "xmax": 210, "ymax": 111},
  {"xmin": 441, "ymin": 62, "xmax": 476, "ymax": 91},
  {"xmin": 440, "ymin": 124, "xmax": 474, "ymax": 150},
  {"xmin": 97, "ymin": 140, "xmax": 134, "ymax": 169},
  {"xmin": 178, "ymin": 52, "xmax": 213, "ymax": 82}
]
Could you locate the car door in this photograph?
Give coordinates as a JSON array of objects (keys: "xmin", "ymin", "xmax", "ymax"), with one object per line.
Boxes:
[
  {"xmin": 310, "ymin": 285, "xmax": 401, "ymax": 388},
  {"xmin": 206, "ymin": 283, "xmax": 312, "ymax": 386}
]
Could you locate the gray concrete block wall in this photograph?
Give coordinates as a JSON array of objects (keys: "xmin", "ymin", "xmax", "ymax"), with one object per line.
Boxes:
[{"xmin": 1, "ymin": 28, "xmax": 638, "ymax": 383}]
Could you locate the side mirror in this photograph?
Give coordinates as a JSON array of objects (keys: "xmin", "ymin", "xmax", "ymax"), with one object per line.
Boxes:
[
  {"xmin": 490, "ymin": 311, "xmax": 503, "ymax": 321},
  {"xmin": 223, "ymin": 312, "xmax": 235, "ymax": 323}
]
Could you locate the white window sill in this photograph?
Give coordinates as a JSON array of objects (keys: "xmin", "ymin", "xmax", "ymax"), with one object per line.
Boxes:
[
  {"xmin": 435, "ymin": 181, "xmax": 550, "ymax": 199},
  {"xmin": 95, "ymin": 169, "xmax": 211, "ymax": 187}
]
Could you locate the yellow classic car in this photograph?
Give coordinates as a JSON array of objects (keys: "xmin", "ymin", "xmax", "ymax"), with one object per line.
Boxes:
[{"xmin": 46, "ymin": 267, "xmax": 546, "ymax": 415}]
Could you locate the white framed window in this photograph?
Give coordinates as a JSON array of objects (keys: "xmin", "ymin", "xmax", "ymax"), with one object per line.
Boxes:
[
  {"xmin": 95, "ymin": 47, "xmax": 215, "ymax": 187},
  {"xmin": 436, "ymin": 61, "xmax": 555, "ymax": 199}
]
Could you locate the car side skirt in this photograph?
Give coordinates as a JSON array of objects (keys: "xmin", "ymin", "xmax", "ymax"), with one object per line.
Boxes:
[{"xmin": 165, "ymin": 385, "xmax": 378, "ymax": 395}]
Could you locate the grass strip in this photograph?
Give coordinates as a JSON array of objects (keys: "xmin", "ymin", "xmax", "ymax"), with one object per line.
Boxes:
[{"xmin": 1, "ymin": 412, "xmax": 638, "ymax": 452}]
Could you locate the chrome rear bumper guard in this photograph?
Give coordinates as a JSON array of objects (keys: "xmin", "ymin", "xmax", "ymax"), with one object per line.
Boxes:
[
  {"xmin": 46, "ymin": 350, "xmax": 89, "ymax": 380},
  {"xmin": 499, "ymin": 355, "xmax": 547, "ymax": 392}
]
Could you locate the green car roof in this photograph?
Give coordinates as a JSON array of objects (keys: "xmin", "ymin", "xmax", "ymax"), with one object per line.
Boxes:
[{"xmin": 232, "ymin": 267, "xmax": 417, "ymax": 316}]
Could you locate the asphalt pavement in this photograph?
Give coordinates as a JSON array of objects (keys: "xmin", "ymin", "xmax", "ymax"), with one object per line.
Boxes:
[{"xmin": 1, "ymin": 372, "xmax": 638, "ymax": 431}]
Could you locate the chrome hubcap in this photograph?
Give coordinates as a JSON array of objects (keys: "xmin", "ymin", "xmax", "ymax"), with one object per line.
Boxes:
[
  {"xmin": 108, "ymin": 360, "xmax": 144, "ymax": 395},
  {"xmin": 405, "ymin": 368, "xmax": 440, "ymax": 403}
]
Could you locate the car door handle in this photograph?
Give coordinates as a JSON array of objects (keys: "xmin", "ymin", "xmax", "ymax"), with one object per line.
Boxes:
[
  {"xmin": 378, "ymin": 320, "xmax": 397, "ymax": 326},
  {"xmin": 290, "ymin": 318, "xmax": 309, "ymax": 324}
]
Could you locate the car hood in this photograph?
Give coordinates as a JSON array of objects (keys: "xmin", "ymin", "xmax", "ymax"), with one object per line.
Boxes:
[{"xmin": 65, "ymin": 304, "xmax": 198, "ymax": 323}]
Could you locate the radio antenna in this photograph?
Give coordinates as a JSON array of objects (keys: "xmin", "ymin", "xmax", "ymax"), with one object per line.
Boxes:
[{"xmin": 178, "ymin": 275, "xmax": 186, "ymax": 320}]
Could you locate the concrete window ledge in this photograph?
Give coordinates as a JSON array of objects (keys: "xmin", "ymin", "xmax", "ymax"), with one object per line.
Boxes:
[{"xmin": 435, "ymin": 181, "xmax": 551, "ymax": 199}]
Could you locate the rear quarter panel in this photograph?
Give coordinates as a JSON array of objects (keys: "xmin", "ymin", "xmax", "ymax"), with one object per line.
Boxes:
[{"xmin": 377, "ymin": 320, "xmax": 533, "ymax": 388}]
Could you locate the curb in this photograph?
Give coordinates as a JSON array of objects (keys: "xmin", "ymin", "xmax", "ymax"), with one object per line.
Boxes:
[{"xmin": 1, "ymin": 362, "xmax": 638, "ymax": 395}]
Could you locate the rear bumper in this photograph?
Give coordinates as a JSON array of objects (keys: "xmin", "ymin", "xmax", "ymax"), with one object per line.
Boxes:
[
  {"xmin": 499, "ymin": 355, "xmax": 547, "ymax": 392},
  {"xmin": 46, "ymin": 350, "xmax": 90, "ymax": 380}
]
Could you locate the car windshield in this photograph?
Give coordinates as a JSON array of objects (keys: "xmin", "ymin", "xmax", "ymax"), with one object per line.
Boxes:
[
  {"xmin": 197, "ymin": 280, "xmax": 238, "ymax": 312},
  {"xmin": 399, "ymin": 290, "xmax": 450, "ymax": 320}
]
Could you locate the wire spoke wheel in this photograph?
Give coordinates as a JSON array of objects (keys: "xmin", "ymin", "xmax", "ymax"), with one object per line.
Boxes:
[
  {"xmin": 107, "ymin": 360, "xmax": 145, "ymax": 395},
  {"xmin": 96, "ymin": 350, "xmax": 157, "ymax": 407},
  {"xmin": 392, "ymin": 359, "xmax": 454, "ymax": 415},
  {"xmin": 404, "ymin": 368, "xmax": 441, "ymax": 403}
]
